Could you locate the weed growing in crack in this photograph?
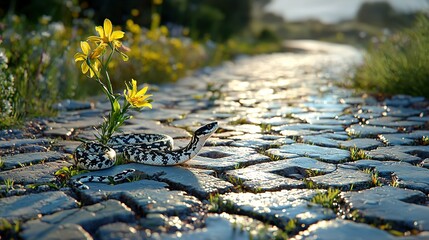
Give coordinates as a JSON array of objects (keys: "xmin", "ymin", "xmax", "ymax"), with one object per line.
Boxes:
[
  {"xmin": 305, "ymin": 169, "xmax": 323, "ymax": 177},
  {"xmin": 370, "ymin": 171, "xmax": 383, "ymax": 187},
  {"xmin": 347, "ymin": 130, "xmax": 361, "ymax": 138},
  {"xmin": 253, "ymin": 187, "xmax": 263, "ymax": 194},
  {"xmin": 349, "ymin": 146, "xmax": 368, "ymax": 161},
  {"xmin": 303, "ymin": 179, "xmax": 317, "ymax": 189},
  {"xmin": 260, "ymin": 123, "xmax": 272, "ymax": 133},
  {"xmin": 310, "ymin": 188, "xmax": 341, "ymax": 210},
  {"xmin": 234, "ymin": 163, "xmax": 242, "ymax": 170},
  {"xmin": 284, "ymin": 219, "xmax": 298, "ymax": 233},
  {"xmin": 256, "ymin": 147, "xmax": 281, "ymax": 161},
  {"xmin": 3, "ymin": 179, "xmax": 15, "ymax": 193},
  {"xmin": 362, "ymin": 168, "xmax": 383, "ymax": 187},
  {"xmin": 227, "ymin": 176, "xmax": 246, "ymax": 192},
  {"xmin": 0, "ymin": 219, "xmax": 21, "ymax": 239},
  {"xmin": 54, "ymin": 165, "xmax": 89, "ymax": 188},
  {"xmin": 208, "ymin": 193, "xmax": 235, "ymax": 213},
  {"xmin": 415, "ymin": 136, "xmax": 429, "ymax": 146},
  {"xmin": 267, "ymin": 152, "xmax": 280, "ymax": 161}
]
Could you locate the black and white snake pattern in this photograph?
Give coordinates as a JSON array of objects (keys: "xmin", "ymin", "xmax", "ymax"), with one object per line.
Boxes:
[{"xmin": 72, "ymin": 122, "xmax": 218, "ymax": 189}]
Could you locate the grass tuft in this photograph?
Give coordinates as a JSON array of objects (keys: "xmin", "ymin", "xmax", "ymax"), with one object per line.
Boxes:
[
  {"xmin": 310, "ymin": 188, "xmax": 341, "ymax": 209},
  {"xmin": 208, "ymin": 193, "xmax": 235, "ymax": 213},
  {"xmin": 370, "ymin": 171, "xmax": 383, "ymax": 187},
  {"xmin": 305, "ymin": 169, "xmax": 323, "ymax": 177},
  {"xmin": 54, "ymin": 165, "xmax": 89, "ymax": 187},
  {"xmin": 3, "ymin": 179, "xmax": 15, "ymax": 193},
  {"xmin": 362, "ymin": 168, "xmax": 383, "ymax": 187},
  {"xmin": 349, "ymin": 147, "xmax": 368, "ymax": 161},
  {"xmin": 260, "ymin": 123, "xmax": 273, "ymax": 134},
  {"xmin": 0, "ymin": 218, "xmax": 21, "ymax": 239},
  {"xmin": 227, "ymin": 176, "xmax": 246, "ymax": 192}
]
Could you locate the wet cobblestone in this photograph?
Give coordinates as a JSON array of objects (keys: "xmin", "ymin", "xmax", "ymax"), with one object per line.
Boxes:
[{"xmin": 1, "ymin": 40, "xmax": 428, "ymax": 239}]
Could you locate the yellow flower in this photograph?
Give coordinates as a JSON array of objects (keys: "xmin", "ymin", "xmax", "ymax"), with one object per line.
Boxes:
[
  {"xmin": 74, "ymin": 41, "xmax": 106, "ymax": 78},
  {"xmin": 124, "ymin": 79, "xmax": 152, "ymax": 108},
  {"xmin": 88, "ymin": 19, "xmax": 127, "ymax": 61},
  {"xmin": 88, "ymin": 18, "xmax": 124, "ymax": 47},
  {"xmin": 126, "ymin": 19, "xmax": 141, "ymax": 35}
]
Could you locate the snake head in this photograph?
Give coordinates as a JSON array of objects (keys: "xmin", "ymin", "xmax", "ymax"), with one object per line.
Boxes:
[{"xmin": 194, "ymin": 122, "xmax": 219, "ymax": 137}]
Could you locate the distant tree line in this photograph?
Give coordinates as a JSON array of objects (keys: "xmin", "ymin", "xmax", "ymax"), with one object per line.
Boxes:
[
  {"xmin": 356, "ymin": 1, "xmax": 418, "ymax": 28},
  {"xmin": 0, "ymin": 0, "xmax": 253, "ymax": 42}
]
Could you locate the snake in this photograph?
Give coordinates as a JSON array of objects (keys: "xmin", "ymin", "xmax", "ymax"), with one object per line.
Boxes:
[{"xmin": 71, "ymin": 122, "xmax": 219, "ymax": 189}]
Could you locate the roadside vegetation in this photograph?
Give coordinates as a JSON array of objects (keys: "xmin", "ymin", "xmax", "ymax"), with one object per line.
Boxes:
[
  {"xmin": 0, "ymin": 0, "xmax": 283, "ymax": 129},
  {"xmin": 353, "ymin": 15, "xmax": 429, "ymax": 98}
]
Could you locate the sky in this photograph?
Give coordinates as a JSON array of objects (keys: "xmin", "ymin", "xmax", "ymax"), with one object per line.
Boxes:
[{"xmin": 265, "ymin": 0, "xmax": 429, "ymax": 23}]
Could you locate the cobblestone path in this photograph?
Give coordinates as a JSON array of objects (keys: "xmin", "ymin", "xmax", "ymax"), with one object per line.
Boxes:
[{"xmin": 1, "ymin": 40, "xmax": 429, "ymax": 239}]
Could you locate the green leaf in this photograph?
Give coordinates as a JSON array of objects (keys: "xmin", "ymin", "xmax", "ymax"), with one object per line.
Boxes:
[{"xmin": 113, "ymin": 99, "xmax": 121, "ymax": 113}]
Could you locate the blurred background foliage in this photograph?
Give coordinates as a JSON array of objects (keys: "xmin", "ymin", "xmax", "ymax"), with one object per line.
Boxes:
[
  {"xmin": 0, "ymin": 0, "xmax": 428, "ymax": 129},
  {"xmin": 0, "ymin": 0, "xmax": 284, "ymax": 128}
]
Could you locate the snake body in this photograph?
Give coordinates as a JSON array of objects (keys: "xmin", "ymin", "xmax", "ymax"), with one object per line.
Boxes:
[{"xmin": 72, "ymin": 122, "xmax": 218, "ymax": 189}]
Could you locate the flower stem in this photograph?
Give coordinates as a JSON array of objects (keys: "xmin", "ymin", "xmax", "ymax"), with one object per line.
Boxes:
[
  {"xmin": 86, "ymin": 61, "xmax": 113, "ymax": 101},
  {"xmin": 103, "ymin": 43, "xmax": 115, "ymax": 95}
]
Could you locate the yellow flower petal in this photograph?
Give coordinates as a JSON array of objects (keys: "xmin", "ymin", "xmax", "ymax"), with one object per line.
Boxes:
[
  {"xmin": 91, "ymin": 43, "xmax": 107, "ymax": 59},
  {"xmin": 93, "ymin": 59, "xmax": 101, "ymax": 72},
  {"xmin": 131, "ymin": 79, "xmax": 137, "ymax": 96},
  {"xmin": 138, "ymin": 102, "xmax": 152, "ymax": 109},
  {"xmin": 80, "ymin": 41, "xmax": 90, "ymax": 55},
  {"xmin": 104, "ymin": 19, "xmax": 113, "ymax": 39},
  {"xmin": 124, "ymin": 79, "xmax": 152, "ymax": 108},
  {"xmin": 74, "ymin": 53, "xmax": 86, "ymax": 62},
  {"xmin": 111, "ymin": 30, "xmax": 125, "ymax": 40},
  {"xmin": 135, "ymin": 86, "xmax": 148, "ymax": 97},
  {"xmin": 81, "ymin": 62, "xmax": 89, "ymax": 74},
  {"xmin": 87, "ymin": 36, "xmax": 102, "ymax": 43},
  {"xmin": 95, "ymin": 26, "xmax": 104, "ymax": 38}
]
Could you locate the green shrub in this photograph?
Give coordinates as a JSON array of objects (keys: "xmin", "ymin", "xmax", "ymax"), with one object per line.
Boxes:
[
  {"xmin": 0, "ymin": 45, "xmax": 16, "ymax": 128},
  {"xmin": 353, "ymin": 15, "xmax": 429, "ymax": 98},
  {"xmin": 1, "ymin": 14, "xmax": 82, "ymax": 124}
]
